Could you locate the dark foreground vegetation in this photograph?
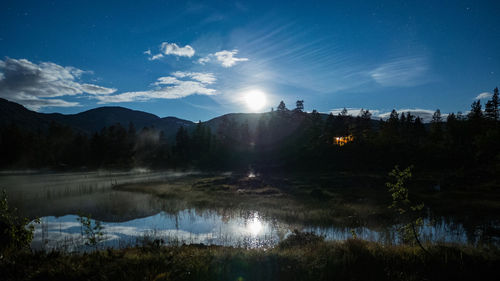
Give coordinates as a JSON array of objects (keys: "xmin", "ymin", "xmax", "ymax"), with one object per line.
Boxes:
[
  {"xmin": 1, "ymin": 167, "xmax": 500, "ymax": 280},
  {"xmin": 2, "ymin": 235, "xmax": 500, "ymax": 281}
]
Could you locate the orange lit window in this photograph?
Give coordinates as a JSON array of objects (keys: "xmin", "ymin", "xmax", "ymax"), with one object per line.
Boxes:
[{"xmin": 333, "ymin": 135, "xmax": 354, "ymax": 146}]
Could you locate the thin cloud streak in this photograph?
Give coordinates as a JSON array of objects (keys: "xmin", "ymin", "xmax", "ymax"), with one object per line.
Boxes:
[
  {"xmin": 224, "ymin": 19, "xmax": 372, "ymax": 94},
  {"xmin": 377, "ymin": 108, "xmax": 447, "ymax": 122},
  {"xmin": 370, "ymin": 56, "xmax": 430, "ymax": 87},
  {"xmin": 330, "ymin": 108, "xmax": 380, "ymax": 117},
  {"xmin": 172, "ymin": 71, "xmax": 216, "ymax": 84},
  {"xmin": 475, "ymin": 92, "xmax": 492, "ymax": 100},
  {"xmin": 330, "ymin": 107, "xmax": 446, "ymax": 122}
]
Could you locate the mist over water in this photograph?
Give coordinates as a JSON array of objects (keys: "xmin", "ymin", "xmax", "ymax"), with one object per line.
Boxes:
[
  {"xmin": 1, "ymin": 171, "xmax": 498, "ymax": 251},
  {"xmin": 0, "ymin": 170, "xmax": 195, "ymax": 220}
]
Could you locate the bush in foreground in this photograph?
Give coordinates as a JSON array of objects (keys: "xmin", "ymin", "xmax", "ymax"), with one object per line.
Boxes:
[
  {"xmin": 0, "ymin": 190, "xmax": 36, "ymax": 258},
  {"xmin": 1, "ymin": 237, "xmax": 499, "ymax": 281}
]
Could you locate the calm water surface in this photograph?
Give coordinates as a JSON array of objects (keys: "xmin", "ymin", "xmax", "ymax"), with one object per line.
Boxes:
[{"xmin": 0, "ymin": 171, "xmax": 497, "ymax": 251}]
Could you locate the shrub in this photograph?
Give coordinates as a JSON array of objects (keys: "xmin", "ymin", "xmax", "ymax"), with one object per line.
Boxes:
[
  {"xmin": 77, "ymin": 213, "xmax": 104, "ymax": 248},
  {"xmin": 0, "ymin": 190, "xmax": 36, "ymax": 257}
]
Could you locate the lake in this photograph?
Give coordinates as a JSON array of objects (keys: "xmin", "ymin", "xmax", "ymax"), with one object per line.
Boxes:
[{"xmin": 0, "ymin": 170, "xmax": 497, "ymax": 251}]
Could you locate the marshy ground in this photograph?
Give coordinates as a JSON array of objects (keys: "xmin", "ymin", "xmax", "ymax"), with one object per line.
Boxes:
[
  {"xmin": 2, "ymin": 171, "xmax": 500, "ymax": 280},
  {"xmin": 3, "ymin": 236, "xmax": 500, "ymax": 281},
  {"xmin": 114, "ymin": 171, "xmax": 500, "ymax": 233}
]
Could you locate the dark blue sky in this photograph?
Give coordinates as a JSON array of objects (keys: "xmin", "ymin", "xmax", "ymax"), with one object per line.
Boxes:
[{"xmin": 1, "ymin": 0, "xmax": 499, "ymax": 121}]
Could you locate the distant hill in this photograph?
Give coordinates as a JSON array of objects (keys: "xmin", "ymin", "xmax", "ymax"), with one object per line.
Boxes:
[
  {"xmin": 0, "ymin": 98, "xmax": 381, "ymax": 139},
  {"xmin": 0, "ymin": 98, "xmax": 194, "ymax": 138},
  {"xmin": 204, "ymin": 112, "xmax": 270, "ymax": 134},
  {"xmin": 50, "ymin": 106, "xmax": 160, "ymax": 132},
  {"xmin": 0, "ymin": 98, "xmax": 54, "ymax": 131},
  {"xmin": 0, "ymin": 99, "xmax": 308, "ymax": 139},
  {"xmin": 202, "ymin": 110, "xmax": 383, "ymax": 135}
]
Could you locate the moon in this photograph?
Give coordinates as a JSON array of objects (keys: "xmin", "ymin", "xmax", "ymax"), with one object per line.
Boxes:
[{"xmin": 244, "ymin": 90, "xmax": 267, "ymax": 111}]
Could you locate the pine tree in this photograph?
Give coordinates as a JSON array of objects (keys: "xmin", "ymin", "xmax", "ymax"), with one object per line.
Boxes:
[
  {"xmin": 295, "ymin": 100, "xmax": 304, "ymax": 112},
  {"xmin": 389, "ymin": 109, "xmax": 398, "ymax": 121},
  {"xmin": 381, "ymin": 109, "xmax": 399, "ymax": 140},
  {"xmin": 360, "ymin": 109, "xmax": 372, "ymax": 120},
  {"xmin": 468, "ymin": 100, "xmax": 484, "ymax": 136},
  {"xmin": 324, "ymin": 113, "xmax": 336, "ymax": 141},
  {"xmin": 388, "ymin": 109, "xmax": 399, "ymax": 130},
  {"xmin": 277, "ymin": 101, "xmax": 287, "ymax": 111},
  {"xmin": 309, "ymin": 110, "xmax": 323, "ymax": 147},
  {"xmin": 468, "ymin": 100, "xmax": 483, "ymax": 120},
  {"xmin": 413, "ymin": 117, "xmax": 426, "ymax": 140},
  {"xmin": 432, "ymin": 109, "xmax": 442, "ymax": 123},
  {"xmin": 400, "ymin": 112, "xmax": 406, "ymax": 124},
  {"xmin": 358, "ymin": 109, "xmax": 372, "ymax": 138},
  {"xmin": 485, "ymin": 87, "xmax": 499, "ymax": 120},
  {"xmin": 485, "ymin": 100, "xmax": 495, "ymax": 119},
  {"xmin": 191, "ymin": 121, "xmax": 205, "ymax": 156},
  {"xmin": 430, "ymin": 109, "xmax": 443, "ymax": 141},
  {"xmin": 405, "ymin": 112, "xmax": 415, "ymax": 124},
  {"xmin": 446, "ymin": 112, "xmax": 459, "ymax": 143},
  {"xmin": 339, "ymin": 108, "xmax": 348, "ymax": 117},
  {"xmin": 493, "ymin": 87, "xmax": 499, "ymax": 120},
  {"xmin": 174, "ymin": 126, "xmax": 190, "ymax": 163}
]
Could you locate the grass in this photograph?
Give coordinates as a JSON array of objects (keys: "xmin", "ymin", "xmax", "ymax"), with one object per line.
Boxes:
[
  {"xmin": 114, "ymin": 171, "xmax": 500, "ymax": 230},
  {"xmin": 2, "ymin": 236, "xmax": 500, "ymax": 281},
  {"xmin": 110, "ymin": 171, "xmax": 500, "ymax": 248},
  {"xmin": 113, "ymin": 172, "xmax": 393, "ymax": 229},
  {"xmin": 4, "ymin": 172, "xmax": 500, "ymax": 280}
]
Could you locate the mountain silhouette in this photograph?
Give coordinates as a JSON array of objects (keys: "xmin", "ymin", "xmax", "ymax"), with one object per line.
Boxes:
[
  {"xmin": 0, "ymin": 98, "xmax": 194, "ymax": 137},
  {"xmin": 0, "ymin": 98, "xmax": 379, "ymax": 139}
]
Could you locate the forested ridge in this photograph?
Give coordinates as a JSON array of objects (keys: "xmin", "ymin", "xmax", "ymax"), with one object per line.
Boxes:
[{"xmin": 1, "ymin": 88, "xmax": 499, "ymax": 186}]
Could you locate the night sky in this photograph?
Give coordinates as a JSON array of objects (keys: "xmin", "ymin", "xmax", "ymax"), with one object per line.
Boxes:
[{"xmin": 1, "ymin": 0, "xmax": 499, "ymax": 121}]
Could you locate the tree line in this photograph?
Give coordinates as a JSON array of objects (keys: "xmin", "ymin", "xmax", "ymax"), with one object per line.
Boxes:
[{"xmin": 1, "ymin": 88, "xmax": 499, "ymax": 184}]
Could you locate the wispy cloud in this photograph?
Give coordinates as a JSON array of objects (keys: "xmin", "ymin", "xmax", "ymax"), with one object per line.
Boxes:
[
  {"xmin": 209, "ymin": 19, "xmax": 372, "ymax": 94},
  {"xmin": 171, "ymin": 71, "xmax": 216, "ymax": 84},
  {"xmin": 198, "ymin": 49, "xmax": 249, "ymax": 67},
  {"xmin": 147, "ymin": 42, "xmax": 195, "ymax": 60},
  {"xmin": 0, "ymin": 58, "xmax": 116, "ymax": 110},
  {"xmin": 475, "ymin": 92, "xmax": 492, "ymax": 100},
  {"xmin": 370, "ymin": 56, "xmax": 430, "ymax": 87},
  {"xmin": 330, "ymin": 107, "xmax": 445, "ymax": 122},
  {"xmin": 198, "ymin": 56, "xmax": 211, "ymax": 64},
  {"xmin": 330, "ymin": 108, "xmax": 380, "ymax": 116},
  {"xmin": 14, "ymin": 98, "xmax": 79, "ymax": 111},
  {"xmin": 377, "ymin": 108, "xmax": 446, "ymax": 122},
  {"xmin": 95, "ymin": 72, "xmax": 216, "ymax": 103},
  {"xmin": 214, "ymin": 50, "xmax": 249, "ymax": 67}
]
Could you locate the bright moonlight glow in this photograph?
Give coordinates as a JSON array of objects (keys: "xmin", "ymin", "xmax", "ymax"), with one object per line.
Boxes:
[
  {"xmin": 244, "ymin": 90, "xmax": 267, "ymax": 111},
  {"xmin": 247, "ymin": 214, "xmax": 263, "ymax": 236}
]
